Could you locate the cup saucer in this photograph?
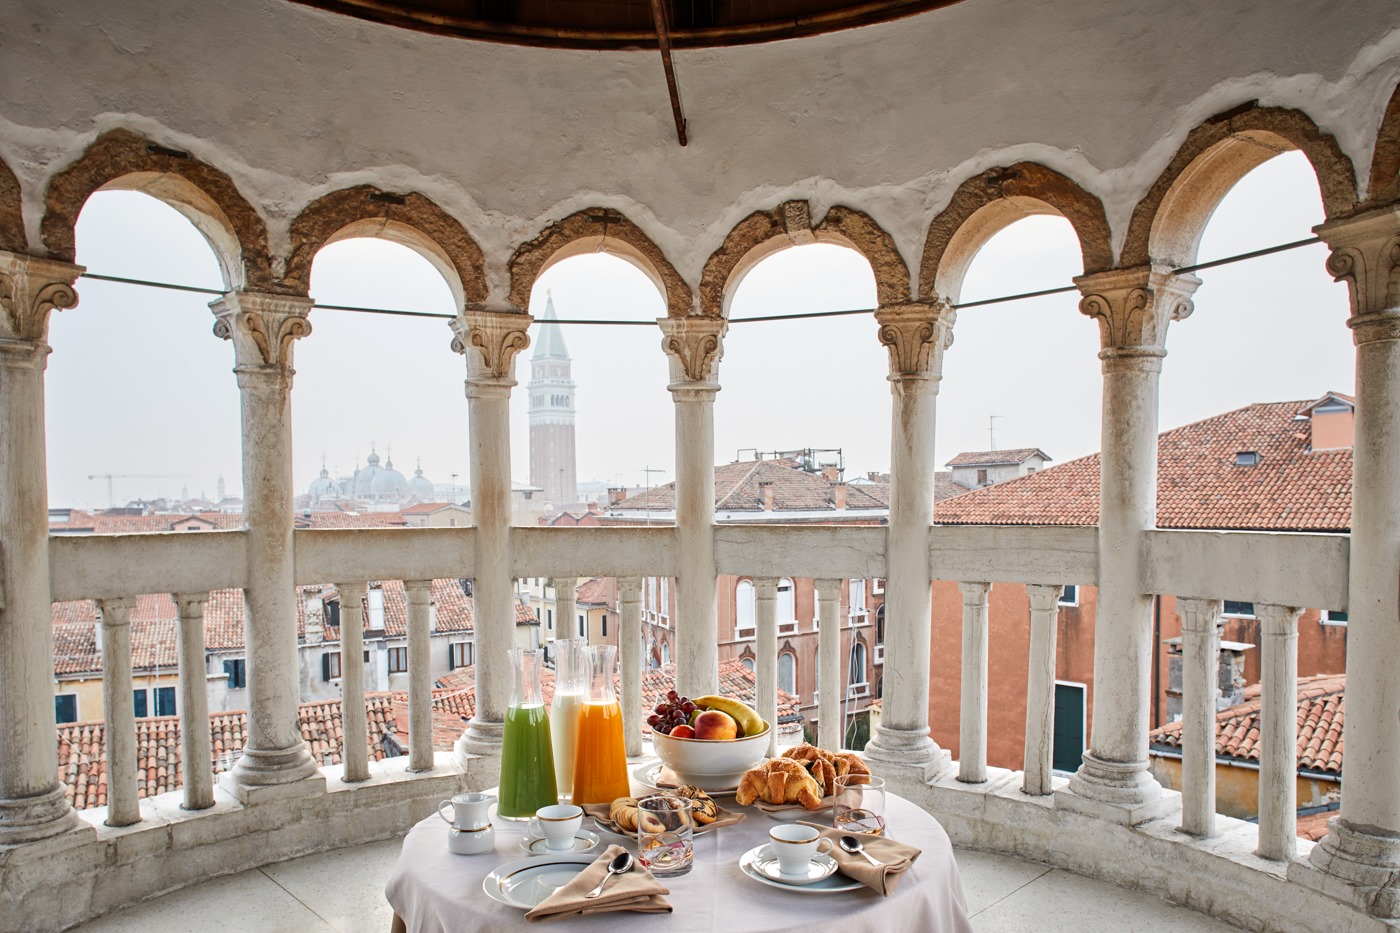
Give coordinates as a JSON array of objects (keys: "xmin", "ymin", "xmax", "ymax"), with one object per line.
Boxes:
[
  {"xmin": 750, "ymin": 845, "xmax": 840, "ymax": 885},
  {"xmin": 520, "ymin": 829, "xmax": 600, "ymax": 855}
]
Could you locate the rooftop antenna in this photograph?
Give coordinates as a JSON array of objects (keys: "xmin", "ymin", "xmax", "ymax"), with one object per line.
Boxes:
[{"xmin": 988, "ymin": 415, "xmax": 1003, "ymax": 451}]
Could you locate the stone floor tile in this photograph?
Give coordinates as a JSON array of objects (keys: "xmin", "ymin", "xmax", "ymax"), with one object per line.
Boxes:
[
  {"xmin": 952, "ymin": 848, "xmax": 1054, "ymax": 917},
  {"xmin": 259, "ymin": 838, "xmax": 404, "ymax": 933},
  {"xmin": 969, "ymin": 867, "xmax": 1241, "ymax": 932}
]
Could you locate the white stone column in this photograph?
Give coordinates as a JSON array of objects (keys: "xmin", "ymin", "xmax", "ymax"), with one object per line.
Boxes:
[
  {"xmin": 97, "ymin": 598, "xmax": 139, "ymax": 826},
  {"xmin": 1290, "ymin": 207, "xmax": 1400, "ymax": 918},
  {"xmin": 0, "ymin": 252, "xmax": 83, "ymax": 843},
  {"xmin": 174, "ymin": 593, "xmax": 214, "ymax": 810},
  {"xmin": 452, "ymin": 310, "xmax": 531, "ymax": 762},
  {"xmin": 211, "ymin": 291, "xmax": 320, "ymax": 797},
  {"xmin": 1256, "ymin": 603, "xmax": 1301, "ymax": 861},
  {"xmin": 1058, "ymin": 267, "xmax": 1197, "ymax": 825},
  {"xmin": 816, "ymin": 579, "xmax": 842, "ymax": 751},
  {"xmin": 619, "ymin": 577, "xmax": 644, "ymax": 757},
  {"xmin": 754, "ymin": 578, "xmax": 779, "ymax": 757},
  {"xmin": 659, "ymin": 317, "xmax": 726, "ymax": 700},
  {"xmin": 553, "ymin": 577, "xmax": 578, "ymax": 642},
  {"xmin": 404, "ymin": 580, "xmax": 434, "ymax": 771},
  {"xmin": 1023, "ymin": 584, "xmax": 1064, "ymax": 796},
  {"xmin": 864, "ymin": 301, "xmax": 955, "ymax": 773},
  {"xmin": 1177, "ymin": 597, "xmax": 1223, "ymax": 837},
  {"xmin": 336, "ymin": 583, "xmax": 369, "ymax": 782},
  {"xmin": 958, "ymin": 582, "xmax": 991, "ymax": 783}
]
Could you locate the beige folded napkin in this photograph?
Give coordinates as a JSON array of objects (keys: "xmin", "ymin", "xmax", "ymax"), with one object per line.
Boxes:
[
  {"xmin": 523, "ymin": 844, "xmax": 672, "ymax": 922},
  {"xmin": 796, "ymin": 821, "xmax": 920, "ymax": 896},
  {"xmin": 582, "ymin": 799, "xmax": 745, "ymax": 834}
]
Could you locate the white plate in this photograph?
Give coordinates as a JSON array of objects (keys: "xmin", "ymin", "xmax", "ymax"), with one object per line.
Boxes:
[
  {"xmin": 633, "ymin": 761, "xmax": 740, "ymax": 797},
  {"xmin": 482, "ymin": 854, "xmax": 597, "ymax": 910},
  {"xmin": 737, "ymin": 845, "xmax": 864, "ymax": 894},
  {"xmin": 755, "ymin": 800, "xmax": 835, "ymax": 822},
  {"xmin": 591, "ymin": 814, "xmax": 720, "ymax": 839},
  {"xmin": 520, "ymin": 829, "xmax": 600, "ymax": 854},
  {"xmin": 748, "ymin": 845, "xmax": 840, "ymax": 885}
]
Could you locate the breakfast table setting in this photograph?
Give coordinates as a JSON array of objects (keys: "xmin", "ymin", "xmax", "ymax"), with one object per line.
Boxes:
[{"xmin": 384, "ymin": 642, "xmax": 974, "ymax": 932}]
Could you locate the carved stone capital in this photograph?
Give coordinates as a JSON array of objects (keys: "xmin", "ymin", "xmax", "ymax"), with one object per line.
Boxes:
[
  {"xmin": 1075, "ymin": 266, "xmax": 1199, "ymax": 359},
  {"xmin": 1026, "ymin": 584, "xmax": 1065, "ymax": 614},
  {"xmin": 1176, "ymin": 597, "xmax": 1223, "ymax": 636},
  {"xmin": 97, "ymin": 596, "xmax": 136, "ymax": 627},
  {"xmin": 210, "ymin": 291, "xmax": 314, "ymax": 371},
  {"xmin": 874, "ymin": 301, "xmax": 955, "ymax": 377},
  {"xmin": 958, "ymin": 581, "xmax": 991, "ymax": 607},
  {"xmin": 0, "ymin": 251, "xmax": 82, "ymax": 345},
  {"xmin": 1314, "ymin": 206, "xmax": 1400, "ymax": 346},
  {"xmin": 781, "ymin": 199, "xmax": 815, "ymax": 245},
  {"xmin": 450, "ymin": 309, "xmax": 532, "ymax": 383},
  {"xmin": 659, "ymin": 315, "xmax": 727, "ymax": 383}
]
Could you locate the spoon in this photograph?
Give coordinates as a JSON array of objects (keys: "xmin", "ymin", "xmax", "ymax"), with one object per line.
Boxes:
[
  {"xmin": 584, "ymin": 851, "xmax": 634, "ymax": 899},
  {"xmin": 840, "ymin": 835, "xmax": 883, "ymax": 867}
]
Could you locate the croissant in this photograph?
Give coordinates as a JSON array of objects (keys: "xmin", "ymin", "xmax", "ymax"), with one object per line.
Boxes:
[
  {"xmin": 735, "ymin": 758, "xmax": 824, "ymax": 809},
  {"xmin": 782, "ymin": 744, "xmax": 835, "ymax": 767},
  {"xmin": 672, "ymin": 784, "xmax": 720, "ymax": 824},
  {"xmin": 780, "ymin": 744, "xmax": 872, "ymax": 795}
]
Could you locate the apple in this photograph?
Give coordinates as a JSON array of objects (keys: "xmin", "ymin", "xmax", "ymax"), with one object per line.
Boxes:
[
  {"xmin": 671, "ymin": 724, "xmax": 696, "ymax": 739},
  {"xmin": 692, "ymin": 709, "xmax": 738, "ymax": 740}
]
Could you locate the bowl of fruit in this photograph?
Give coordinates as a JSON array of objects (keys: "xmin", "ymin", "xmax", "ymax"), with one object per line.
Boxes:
[{"xmin": 648, "ymin": 692, "xmax": 770, "ymax": 791}]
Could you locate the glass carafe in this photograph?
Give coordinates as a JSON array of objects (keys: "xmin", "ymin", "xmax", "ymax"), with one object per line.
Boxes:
[
  {"xmin": 570, "ymin": 644, "xmax": 631, "ymax": 805},
  {"xmin": 498, "ymin": 647, "xmax": 558, "ymax": 819},
  {"xmin": 550, "ymin": 638, "xmax": 588, "ymax": 801}
]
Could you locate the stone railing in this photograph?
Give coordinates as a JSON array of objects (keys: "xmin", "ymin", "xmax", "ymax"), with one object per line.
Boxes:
[{"xmin": 3, "ymin": 521, "xmax": 1382, "ymax": 932}]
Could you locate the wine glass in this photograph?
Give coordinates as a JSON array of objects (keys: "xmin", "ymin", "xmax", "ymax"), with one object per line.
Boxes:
[{"xmin": 832, "ymin": 775, "xmax": 886, "ymax": 836}]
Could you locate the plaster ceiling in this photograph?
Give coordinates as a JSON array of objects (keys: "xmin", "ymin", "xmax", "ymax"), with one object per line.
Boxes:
[{"xmin": 288, "ymin": 0, "xmax": 968, "ymax": 49}]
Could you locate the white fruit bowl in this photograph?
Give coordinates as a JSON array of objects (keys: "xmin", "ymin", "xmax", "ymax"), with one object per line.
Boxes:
[{"xmin": 650, "ymin": 724, "xmax": 770, "ymax": 791}]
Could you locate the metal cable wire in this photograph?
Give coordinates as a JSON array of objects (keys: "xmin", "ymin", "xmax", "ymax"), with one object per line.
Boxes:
[{"xmin": 77, "ymin": 234, "xmax": 1324, "ymax": 325}]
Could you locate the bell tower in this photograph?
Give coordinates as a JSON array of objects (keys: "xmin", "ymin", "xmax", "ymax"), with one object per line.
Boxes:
[{"xmin": 528, "ymin": 292, "xmax": 578, "ymax": 510}]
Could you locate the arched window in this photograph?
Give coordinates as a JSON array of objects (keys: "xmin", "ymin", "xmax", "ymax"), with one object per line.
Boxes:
[
  {"xmin": 849, "ymin": 642, "xmax": 867, "ymax": 686},
  {"xmin": 778, "ymin": 651, "xmax": 797, "ymax": 696},
  {"xmin": 875, "ymin": 675, "xmax": 883, "ymax": 699},
  {"xmin": 735, "ymin": 579, "xmax": 755, "ymax": 635},
  {"xmin": 875, "ymin": 604, "xmax": 885, "ymax": 644},
  {"xmin": 741, "ymin": 657, "xmax": 755, "ymax": 672},
  {"xmin": 660, "ymin": 641, "xmax": 670, "ymax": 666},
  {"xmin": 777, "ymin": 578, "xmax": 795, "ymax": 625}
]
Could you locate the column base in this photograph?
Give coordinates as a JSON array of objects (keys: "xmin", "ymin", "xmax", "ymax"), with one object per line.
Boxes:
[
  {"xmin": 455, "ymin": 717, "xmax": 505, "ymax": 768},
  {"xmin": 219, "ymin": 770, "xmax": 325, "ymax": 805},
  {"xmin": 863, "ymin": 724, "xmax": 953, "ymax": 780},
  {"xmin": 225, "ymin": 742, "xmax": 321, "ymax": 801},
  {"xmin": 1055, "ymin": 751, "xmax": 1180, "ymax": 825},
  {"xmin": 1288, "ymin": 818, "xmax": 1400, "ymax": 919},
  {"xmin": 0, "ymin": 785, "xmax": 82, "ymax": 846}
]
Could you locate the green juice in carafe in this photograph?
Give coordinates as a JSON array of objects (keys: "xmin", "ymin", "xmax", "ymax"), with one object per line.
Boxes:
[{"xmin": 498, "ymin": 703, "xmax": 558, "ymax": 819}]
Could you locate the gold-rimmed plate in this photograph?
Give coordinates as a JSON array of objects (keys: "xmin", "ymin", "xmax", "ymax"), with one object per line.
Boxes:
[{"xmin": 482, "ymin": 854, "xmax": 596, "ymax": 910}]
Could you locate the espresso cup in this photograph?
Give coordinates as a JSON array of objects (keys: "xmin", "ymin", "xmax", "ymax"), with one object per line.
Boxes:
[
  {"xmin": 768, "ymin": 823, "xmax": 835, "ymax": 876},
  {"xmin": 528, "ymin": 803, "xmax": 584, "ymax": 851}
]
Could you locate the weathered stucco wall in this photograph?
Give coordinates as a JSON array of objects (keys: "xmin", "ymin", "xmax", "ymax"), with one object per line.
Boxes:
[{"xmin": 2, "ymin": 0, "xmax": 1400, "ymax": 300}]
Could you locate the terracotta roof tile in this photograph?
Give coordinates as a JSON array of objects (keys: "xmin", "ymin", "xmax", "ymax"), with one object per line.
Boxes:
[
  {"xmin": 945, "ymin": 448, "xmax": 1050, "ymax": 467},
  {"xmin": 1150, "ymin": 673, "xmax": 1345, "ymax": 776},
  {"xmin": 613, "ymin": 459, "xmax": 888, "ymax": 516},
  {"xmin": 936, "ymin": 401, "xmax": 1352, "ymax": 531}
]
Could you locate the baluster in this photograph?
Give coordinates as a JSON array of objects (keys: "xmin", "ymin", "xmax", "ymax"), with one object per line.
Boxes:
[
  {"xmin": 815, "ymin": 579, "xmax": 842, "ymax": 750},
  {"xmin": 1022, "ymin": 585, "xmax": 1063, "ymax": 795},
  {"xmin": 1256, "ymin": 603, "xmax": 1302, "ymax": 860},
  {"xmin": 404, "ymin": 580, "xmax": 434, "ymax": 771},
  {"xmin": 754, "ymin": 578, "xmax": 779, "ymax": 757},
  {"xmin": 97, "ymin": 597, "xmax": 139, "ymax": 826},
  {"xmin": 1178, "ymin": 597, "xmax": 1223, "ymax": 836},
  {"xmin": 619, "ymin": 577, "xmax": 644, "ymax": 757},
  {"xmin": 337, "ymin": 583, "xmax": 369, "ymax": 782},
  {"xmin": 958, "ymin": 582, "xmax": 991, "ymax": 783},
  {"xmin": 174, "ymin": 593, "xmax": 214, "ymax": 809}
]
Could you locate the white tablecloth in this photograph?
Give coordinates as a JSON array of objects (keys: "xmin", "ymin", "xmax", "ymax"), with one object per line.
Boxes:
[{"xmin": 385, "ymin": 787, "xmax": 973, "ymax": 933}]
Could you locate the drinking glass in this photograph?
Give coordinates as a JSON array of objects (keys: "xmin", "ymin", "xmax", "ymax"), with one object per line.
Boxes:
[
  {"xmin": 832, "ymin": 774, "xmax": 886, "ymax": 836},
  {"xmin": 636, "ymin": 795, "xmax": 694, "ymax": 877}
]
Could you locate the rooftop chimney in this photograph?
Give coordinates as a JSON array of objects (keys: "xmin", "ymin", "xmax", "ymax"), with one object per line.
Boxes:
[
  {"xmin": 608, "ymin": 487, "xmax": 626, "ymax": 506},
  {"xmin": 759, "ymin": 481, "xmax": 774, "ymax": 511},
  {"xmin": 832, "ymin": 482, "xmax": 847, "ymax": 510},
  {"xmin": 821, "ymin": 465, "xmax": 840, "ymax": 483}
]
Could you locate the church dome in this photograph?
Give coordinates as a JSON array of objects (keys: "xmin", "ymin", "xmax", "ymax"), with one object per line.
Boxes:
[
  {"xmin": 371, "ymin": 457, "xmax": 410, "ymax": 500},
  {"xmin": 410, "ymin": 464, "xmax": 435, "ymax": 501},
  {"xmin": 351, "ymin": 450, "xmax": 383, "ymax": 498},
  {"xmin": 308, "ymin": 465, "xmax": 340, "ymax": 502}
]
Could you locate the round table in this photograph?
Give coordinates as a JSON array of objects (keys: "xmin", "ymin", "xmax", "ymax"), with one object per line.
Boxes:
[{"xmin": 385, "ymin": 787, "xmax": 973, "ymax": 933}]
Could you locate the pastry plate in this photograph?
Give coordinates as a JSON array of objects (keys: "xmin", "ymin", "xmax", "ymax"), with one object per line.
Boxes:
[
  {"xmin": 748, "ymin": 845, "xmax": 840, "ymax": 885},
  {"xmin": 592, "ymin": 814, "xmax": 720, "ymax": 839},
  {"xmin": 483, "ymin": 854, "xmax": 597, "ymax": 910},
  {"xmin": 755, "ymin": 798, "xmax": 835, "ymax": 821},
  {"xmin": 632, "ymin": 761, "xmax": 740, "ymax": 797},
  {"xmin": 738, "ymin": 845, "xmax": 863, "ymax": 894},
  {"xmin": 519, "ymin": 829, "xmax": 600, "ymax": 854}
]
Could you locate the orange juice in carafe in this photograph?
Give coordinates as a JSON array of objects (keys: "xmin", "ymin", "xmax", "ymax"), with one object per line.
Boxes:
[{"xmin": 570, "ymin": 645, "xmax": 630, "ymax": 805}]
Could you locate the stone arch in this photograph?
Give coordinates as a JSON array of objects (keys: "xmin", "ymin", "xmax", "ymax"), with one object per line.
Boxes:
[
  {"xmin": 1367, "ymin": 84, "xmax": 1400, "ymax": 206},
  {"xmin": 508, "ymin": 209, "xmax": 690, "ymax": 317},
  {"xmin": 698, "ymin": 201, "xmax": 910, "ymax": 318},
  {"xmin": 919, "ymin": 162, "xmax": 1113, "ymax": 303},
  {"xmin": 40, "ymin": 129, "xmax": 272, "ymax": 291},
  {"xmin": 1122, "ymin": 103, "xmax": 1359, "ymax": 268},
  {"xmin": 286, "ymin": 186, "xmax": 487, "ymax": 308},
  {"xmin": 0, "ymin": 155, "xmax": 25, "ymax": 253}
]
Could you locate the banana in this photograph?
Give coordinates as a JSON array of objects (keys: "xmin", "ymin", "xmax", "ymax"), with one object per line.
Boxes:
[{"xmin": 692, "ymin": 695, "xmax": 767, "ymax": 738}]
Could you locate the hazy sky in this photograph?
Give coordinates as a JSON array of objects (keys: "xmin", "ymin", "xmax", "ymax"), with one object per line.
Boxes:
[{"xmin": 44, "ymin": 152, "xmax": 1352, "ymax": 509}]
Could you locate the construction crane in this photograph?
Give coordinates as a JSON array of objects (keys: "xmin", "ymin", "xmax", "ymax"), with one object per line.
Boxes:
[{"xmin": 87, "ymin": 474, "xmax": 191, "ymax": 509}]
